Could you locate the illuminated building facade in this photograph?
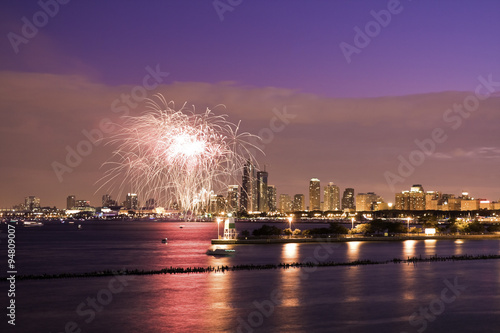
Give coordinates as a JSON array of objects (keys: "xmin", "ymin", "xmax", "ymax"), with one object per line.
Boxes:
[{"xmin": 309, "ymin": 178, "xmax": 321, "ymax": 211}]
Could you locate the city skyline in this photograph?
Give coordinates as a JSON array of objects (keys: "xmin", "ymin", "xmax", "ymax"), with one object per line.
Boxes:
[
  {"xmin": 6, "ymin": 176, "xmax": 500, "ymax": 213},
  {"xmin": 1, "ymin": 1, "xmax": 500, "ymax": 208}
]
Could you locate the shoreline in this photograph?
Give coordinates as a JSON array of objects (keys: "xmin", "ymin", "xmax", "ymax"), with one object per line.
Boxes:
[{"xmin": 212, "ymin": 234, "xmax": 500, "ymax": 244}]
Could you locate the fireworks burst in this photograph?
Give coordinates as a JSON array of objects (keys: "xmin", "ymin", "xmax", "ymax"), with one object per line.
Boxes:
[{"xmin": 98, "ymin": 94, "xmax": 260, "ymax": 215}]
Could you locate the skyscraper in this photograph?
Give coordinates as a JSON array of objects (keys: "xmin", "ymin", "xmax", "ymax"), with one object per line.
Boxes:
[
  {"xmin": 341, "ymin": 188, "xmax": 355, "ymax": 210},
  {"xmin": 257, "ymin": 170, "xmax": 269, "ymax": 212},
  {"xmin": 293, "ymin": 194, "xmax": 305, "ymax": 211},
  {"xmin": 227, "ymin": 185, "xmax": 239, "ymax": 213},
  {"xmin": 102, "ymin": 194, "xmax": 113, "ymax": 207},
  {"xmin": 355, "ymin": 192, "xmax": 378, "ymax": 212},
  {"xmin": 267, "ymin": 185, "xmax": 277, "ymax": 212},
  {"xmin": 25, "ymin": 196, "xmax": 40, "ymax": 211},
  {"xmin": 324, "ymin": 182, "xmax": 340, "ymax": 211},
  {"xmin": 241, "ymin": 160, "xmax": 257, "ymax": 212},
  {"xmin": 279, "ymin": 194, "xmax": 292, "ymax": 213},
  {"xmin": 67, "ymin": 195, "xmax": 76, "ymax": 210},
  {"xmin": 125, "ymin": 193, "xmax": 138, "ymax": 210},
  {"xmin": 309, "ymin": 178, "xmax": 321, "ymax": 211}
]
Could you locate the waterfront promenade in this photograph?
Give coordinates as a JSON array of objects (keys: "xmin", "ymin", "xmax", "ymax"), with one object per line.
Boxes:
[{"xmin": 212, "ymin": 234, "xmax": 500, "ymax": 245}]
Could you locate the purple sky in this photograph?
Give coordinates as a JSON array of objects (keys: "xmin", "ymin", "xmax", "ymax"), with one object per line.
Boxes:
[{"xmin": 1, "ymin": 0, "xmax": 500, "ymax": 208}]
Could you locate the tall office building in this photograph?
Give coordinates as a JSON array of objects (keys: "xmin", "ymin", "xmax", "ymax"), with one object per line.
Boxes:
[
  {"xmin": 309, "ymin": 178, "xmax": 321, "ymax": 211},
  {"xmin": 102, "ymin": 194, "xmax": 114, "ymax": 207},
  {"xmin": 67, "ymin": 195, "xmax": 76, "ymax": 210},
  {"xmin": 324, "ymin": 182, "xmax": 340, "ymax": 211},
  {"xmin": 227, "ymin": 185, "xmax": 239, "ymax": 213},
  {"xmin": 257, "ymin": 171, "xmax": 269, "ymax": 212},
  {"xmin": 341, "ymin": 188, "xmax": 355, "ymax": 210},
  {"xmin": 241, "ymin": 160, "xmax": 257, "ymax": 212},
  {"xmin": 209, "ymin": 194, "xmax": 225, "ymax": 214},
  {"xmin": 355, "ymin": 192, "xmax": 378, "ymax": 212},
  {"xmin": 279, "ymin": 194, "xmax": 292, "ymax": 213},
  {"xmin": 293, "ymin": 194, "xmax": 305, "ymax": 211},
  {"xmin": 125, "ymin": 193, "xmax": 138, "ymax": 210},
  {"xmin": 25, "ymin": 196, "xmax": 40, "ymax": 211},
  {"xmin": 267, "ymin": 185, "xmax": 277, "ymax": 212}
]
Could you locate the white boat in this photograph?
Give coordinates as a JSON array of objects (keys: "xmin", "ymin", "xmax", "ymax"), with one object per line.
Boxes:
[
  {"xmin": 77, "ymin": 224, "xmax": 83, "ymax": 230},
  {"xmin": 206, "ymin": 248, "xmax": 235, "ymax": 256},
  {"xmin": 161, "ymin": 238, "xmax": 168, "ymax": 243},
  {"xmin": 23, "ymin": 221, "xmax": 43, "ymax": 227}
]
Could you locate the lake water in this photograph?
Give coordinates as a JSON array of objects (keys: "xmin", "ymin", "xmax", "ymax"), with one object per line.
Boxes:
[{"xmin": 1, "ymin": 221, "xmax": 500, "ymax": 332}]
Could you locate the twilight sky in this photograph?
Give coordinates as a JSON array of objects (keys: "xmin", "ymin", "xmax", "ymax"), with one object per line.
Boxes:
[{"xmin": 1, "ymin": 0, "xmax": 499, "ymax": 208}]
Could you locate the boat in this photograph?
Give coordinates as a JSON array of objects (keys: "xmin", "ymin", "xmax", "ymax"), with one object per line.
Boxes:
[
  {"xmin": 77, "ymin": 224, "xmax": 83, "ymax": 230},
  {"xmin": 206, "ymin": 248, "xmax": 235, "ymax": 256},
  {"xmin": 161, "ymin": 238, "xmax": 168, "ymax": 243},
  {"xmin": 179, "ymin": 225, "xmax": 184, "ymax": 229},
  {"xmin": 23, "ymin": 221, "xmax": 43, "ymax": 227}
]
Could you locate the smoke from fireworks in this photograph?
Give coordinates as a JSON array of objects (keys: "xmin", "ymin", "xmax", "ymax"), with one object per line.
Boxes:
[{"xmin": 98, "ymin": 94, "xmax": 260, "ymax": 214}]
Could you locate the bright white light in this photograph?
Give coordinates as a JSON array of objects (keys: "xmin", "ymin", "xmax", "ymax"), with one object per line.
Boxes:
[{"xmin": 98, "ymin": 95, "xmax": 260, "ymax": 214}]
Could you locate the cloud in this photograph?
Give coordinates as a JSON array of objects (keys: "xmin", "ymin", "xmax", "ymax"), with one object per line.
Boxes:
[{"xmin": 1, "ymin": 71, "xmax": 500, "ymax": 207}]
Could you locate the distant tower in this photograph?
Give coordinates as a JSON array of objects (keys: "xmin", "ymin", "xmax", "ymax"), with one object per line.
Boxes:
[
  {"xmin": 257, "ymin": 170, "xmax": 269, "ymax": 212},
  {"xmin": 67, "ymin": 195, "xmax": 76, "ymax": 210},
  {"xmin": 241, "ymin": 160, "xmax": 257, "ymax": 212},
  {"xmin": 25, "ymin": 196, "xmax": 40, "ymax": 211},
  {"xmin": 324, "ymin": 182, "xmax": 340, "ymax": 211},
  {"xmin": 227, "ymin": 185, "xmax": 239, "ymax": 213},
  {"xmin": 102, "ymin": 194, "xmax": 112, "ymax": 207},
  {"xmin": 267, "ymin": 185, "xmax": 277, "ymax": 212},
  {"xmin": 126, "ymin": 193, "xmax": 138, "ymax": 210},
  {"xmin": 293, "ymin": 194, "xmax": 305, "ymax": 211},
  {"xmin": 309, "ymin": 178, "xmax": 321, "ymax": 211},
  {"xmin": 279, "ymin": 194, "xmax": 292, "ymax": 213},
  {"xmin": 342, "ymin": 188, "xmax": 355, "ymax": 210}
]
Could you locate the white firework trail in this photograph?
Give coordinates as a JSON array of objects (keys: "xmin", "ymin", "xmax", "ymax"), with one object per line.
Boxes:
[{"xmin": 98, "ymin": 94, "xmax": 260, "ymax": 216}]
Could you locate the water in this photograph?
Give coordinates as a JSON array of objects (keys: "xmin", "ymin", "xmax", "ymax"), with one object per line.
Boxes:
[{"xmin": 1, "ymin": 221, "xmax": 500, "ymax": 332}]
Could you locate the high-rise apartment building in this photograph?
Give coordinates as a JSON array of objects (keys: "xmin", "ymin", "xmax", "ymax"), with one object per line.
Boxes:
[
  {"xmin": 324, "ymin": 182, "xmax": 340, "ymax": 211},
  {"xmin": 309, "ymin": 178, "xmax": 321, "ymax": 211},
  {"xmin": 125, "ymin": 193, "xmax": 138, "ymax": 210},
  {"xmin": 355, "ymin": 192, "xmax": 378, "ymax": 212},
  {"xmin": 279, "ymin": 194, "xmax": 292, "ymax": 213},
  {"xmin": 341, "ymin": 188, "xmax": 355, "ymax": 210},
  {"xmin": 241, "ymin": 160, "xmax": 257, "ymax": 212},
  {"xmin": 102, "ymin": 194, "xmax": 115, "ymax": 207},
  {"xmin": 293, "ymin": 194, "xmax": 305, "ymax": 211},
  {"xmin": 227, "ymin": 185, "xmax": 239, "ymax": 213},
  {"xmin": 257, "ymin": 171, "xmax": 269, "ymax": 212},
  {"xmin": 267, "ymin": 185, "xmax": 277, "ymax": 212},
  {"xmin": 25, "ymin": 196, "xmax": 40, "ymax": 211},
  {"xmin": 395, "ymin": 185, "xmax": 426, "ymax": 210}
]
